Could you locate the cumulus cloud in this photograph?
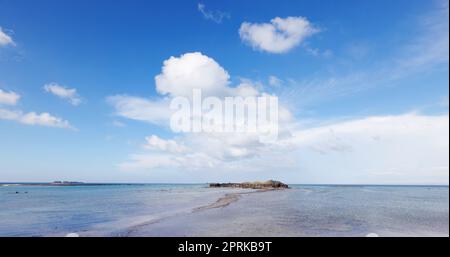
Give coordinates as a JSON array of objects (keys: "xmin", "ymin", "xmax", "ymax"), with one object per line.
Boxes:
[
  {"xmin": 239, "ymin": 16, "xmax": 319, "ymax": 53},
  {"xmin": 109, "ymin": 52, "xmax": 264, "ymax": 125},
  {"xmin": 120, "ymin": 125, "xmax": 292, "ymax": 171},
  {"xmin": 0, "ymin": 108, "xmax": 73, "ymax": 129},
  {"xmin": 155, "ymin": 52, "xmax": 231, "ymax": 97},
  {"xmin": 119, "ymin": 133, "xmax": 265, "ymax": 171},
  {"xmin": 198, "ymin": 3, "xmax": 230, "ymax": 23},
  {"xmin": 0, "ymin": 89, "xmax": 20, "ymax": 105},
  {"xmin": 44, "ymin": 83, "xmax": 82, "ymax": 106},
  {"xmin": 0, "ymin": 27, "xmax": 15, "ymax": 46},
  {"xmin": 155, "ymin": 52, "xmax": 261, "ymax": 98},
  {"xmin": 109, "ymin": 52, "xmax": 292, "ymax": 171},
  {"xmin": 108, "ymin": 52, "xmax": 295, "ymax": 173}
]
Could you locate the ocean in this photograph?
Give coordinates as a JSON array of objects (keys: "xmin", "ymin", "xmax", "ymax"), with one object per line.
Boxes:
[{"xmin": 0, "ymin": 184, "xmax": 448, "ymax": 237}]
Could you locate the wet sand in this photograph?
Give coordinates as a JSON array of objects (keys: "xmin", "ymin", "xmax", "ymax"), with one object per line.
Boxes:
[{"xmin": 193, "ymin": 189, "xmax": 276, "ymax": 212}]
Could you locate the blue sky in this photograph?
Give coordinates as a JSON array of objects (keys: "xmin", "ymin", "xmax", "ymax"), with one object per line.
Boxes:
[{"xmin": 0, "ymin": 0, "xmax": 448, "ymax": 184}]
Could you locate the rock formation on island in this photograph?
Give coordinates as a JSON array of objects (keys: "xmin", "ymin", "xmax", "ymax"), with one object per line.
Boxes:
[{"xmin": 209, "ymin": 180, "xmax": 289, "ymax": 189}]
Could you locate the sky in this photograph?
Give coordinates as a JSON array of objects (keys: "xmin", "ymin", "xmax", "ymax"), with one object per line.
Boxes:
[{"xmin": 0, "ymin": 0, "xmax": 448, "ymax": 184}]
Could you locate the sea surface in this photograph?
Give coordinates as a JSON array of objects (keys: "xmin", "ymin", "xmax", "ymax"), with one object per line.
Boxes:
[{"xmin": 0, "ymin": 184, "xmax": 448, "ymax": 237}]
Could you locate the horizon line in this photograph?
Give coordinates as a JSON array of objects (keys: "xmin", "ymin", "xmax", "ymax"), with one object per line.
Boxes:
[{"xmin": 0, "ymin": 182, "xmax": 448, "ymax": 187}]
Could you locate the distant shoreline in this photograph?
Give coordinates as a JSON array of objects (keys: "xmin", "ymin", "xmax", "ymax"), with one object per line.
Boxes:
[{"xmin": 0, "ymin": 182, "xmax": 141, "ymax": 187}]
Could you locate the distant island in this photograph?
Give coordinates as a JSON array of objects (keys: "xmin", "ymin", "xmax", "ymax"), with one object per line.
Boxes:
[
  {"xmin": 209, "ymin": 180, "xmax": 289, "ymax": 189},
  {"xmin": 51, "ymin": 181, "xmax": 85, "ymax": 185},
  {"xmin": 0, "ymin": 181, "xmax": 289, "ymax": 189},
  {"xmin": 0, "ymin": 181, "xmax": 106, "ymax": 187}
]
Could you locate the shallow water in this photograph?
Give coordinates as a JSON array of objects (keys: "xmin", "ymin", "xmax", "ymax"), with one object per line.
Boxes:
[
  {"xmin": 0, "ymin": 184, "xmax": 242, "ymax": 236},
  {"xmin": 0, "ymin": 184, "xmax": 448, "ymax": 237}
]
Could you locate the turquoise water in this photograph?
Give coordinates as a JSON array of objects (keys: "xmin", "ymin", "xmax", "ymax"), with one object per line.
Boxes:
[{"xmin": 0, "ymin": 184, "xmax": 448, "ymax": 237}]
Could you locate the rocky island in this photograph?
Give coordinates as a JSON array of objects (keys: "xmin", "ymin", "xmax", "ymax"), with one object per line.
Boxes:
[{"xmin": 209, "ymin": 180, "xmax": 289, "ymax": 189}]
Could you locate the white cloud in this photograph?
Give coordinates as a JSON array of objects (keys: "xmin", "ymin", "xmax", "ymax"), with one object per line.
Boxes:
[
  {"xmin": 120, "ymin": 129, "xmax": 292, "ymax": 171},
  {"xmin": 239, "ymin": 16, "xmax": 319, "ymax": 53},
  {"xmin": 107, "ymin": 95, "xmax": 172, "ymax": 125},
  {"xmin": 0, "ymin": 108, "xmax": 73, "ymax": 129},
  {"xmin": 109, "ymin": 52, "xmax": 264, "ymax": 124},
  {"xmin": 111, "ymin": 52, "xmax": 292, "ymax": 171},
  {"xmin": 119, "ymin": 113, "xmax": 448, "ymax": 185},
  {"xmin": 109, "ymin": 50, "xmax": 448, "ymax": 185},
  {"xmin": 287, "ymin": 113, "xmax": 449, "ymax": 184},
  {"xmin": 0, "ymin": 88, "xmax": 74, "ymax": 129},
  {"xmin": 155, "ymin": 52, "xmax": 261, "ymax": 98},
  {"xmin": 144, "ymin": 135, "xmax": 188, "ymax": 154},
  {"xmin": 0, "ymin": 27, "xmax": 15, "ymax": 47},
  {"xmin": 0, "ymin": 89, "xmax": 20, "ymax": 105},
  {"xmin": 44, "ymin": 83, "xmax": 82, "ymax": 106},
  {"xmin": 198, "ymin": 3, "xmax": 230, "ymax": 24},
  {"xmin": 117, "ymin": 115, "xmax": 294, "ymax": 170},
  {"xmin": 155, "ymin": 52, "xmax": 231, "ymax": 97},
  {"xmin": 268, "ymin": 76, "xmax": 283, "ymax": 87},
  {"xmin": 305, "ymin": 46, "xmax": 333, "ymax": 58}
]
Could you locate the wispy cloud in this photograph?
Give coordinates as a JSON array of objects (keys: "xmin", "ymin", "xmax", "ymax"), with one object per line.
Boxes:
[
  {"xmin": 268, "ymin": 76, "xmax": 283, "ymax": 87},
  {"xmin": 277, "ymin": 0, "xmax": 449, "ymax": 110},
  {"xmin": 288, "ymin": 113, "xmax": 449, "ymax": 184},
  {"xmin": 0, "ymin": 27, "xmax": 15, "ymax": 47},
  {"xmin": 43, "ymin": 83, "xmax": 82, "ymax": 106},
  {"xmin": 0, "ymin": 89, "xmax": 21, "ymax": 105},
  {"xmin": 393, "ymin": 0, "xmax": 449, "ymax": 72},
  {"xmin": 112, "ymin": 120, "xmax": 126, "ymax": 127},
  {"xmin": 0, "ymin": 108, "xmax": 74, "ymax": 129},
  {"xmin": 107, "ymin": 95, "xmax": 172, "ymax": 126},
  {"xmin": 197, "ymin": 3, "xmax": 230, "ymax": 24}
]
